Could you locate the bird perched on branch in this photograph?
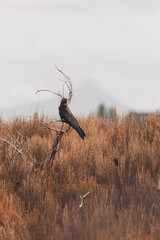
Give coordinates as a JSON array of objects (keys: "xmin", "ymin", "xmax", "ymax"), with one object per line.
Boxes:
[{"xmin": 59, "ymin": 97, "xmax": 86, "ymax": 140}]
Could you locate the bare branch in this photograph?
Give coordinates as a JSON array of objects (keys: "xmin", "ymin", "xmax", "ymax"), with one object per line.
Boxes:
[
  {"xmin": 34, "ymin": 65, "xmax": 73, "ymax": 170},
  {"xmin": 29, "ymin": 116, "xmax": 66, "ymax": 134},
  {"xmin": 35, "ymin": 66, "xmax": 73, "ymax": 104},
  {"xmin": 58, "ymin": 78, "xmax": 71, "ymax": 94},
  {"xmin": 55, "ymin": 65, "xmax": 73, "ymax": 104},
  {"xmin": 0, "ymin": 136, "xmax": 26, "ymax": 161},
  {"xmin": 36, "ymin": 89, "xmax": 62, "ymax": 98},
  {"xmin": 0, "ymin": 122, "xmax": 35, "ymax": 163},
  {"xmin": 29, "ymin": 115, "xmax": 71, "ymax": 170},
  {"xmin": 1, "ymin": 123, "xmax": 20, "ymax": 147},
  {"xmin": 76, "ymin": 191, "xmax": 90, "ymax": 217},
  {"xmin": 83, "ymin": 191, "xmax": 90, "ymax": 198},
  {"xmin": 2, "ymin": 123, "xmax": 26, "ymax": 152}
]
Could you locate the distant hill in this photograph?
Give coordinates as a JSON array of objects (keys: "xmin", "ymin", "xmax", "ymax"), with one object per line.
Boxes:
[
  {"xmin": 71, "ymin": 80, "xmax": 129, "ymax": 115},
  {"xmin": 0, "ymin": 80, "xmax": 130, "ymax": 120}
]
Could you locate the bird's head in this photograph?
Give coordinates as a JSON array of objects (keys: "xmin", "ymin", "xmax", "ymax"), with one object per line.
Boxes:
[{"xmin": 61, "ymin": 97, "xmax": 68, "ymax": 106}]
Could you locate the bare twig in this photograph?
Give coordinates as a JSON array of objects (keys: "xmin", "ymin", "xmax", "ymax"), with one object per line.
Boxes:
[
  {"xmin": 1, "ymin": 123, "xmax": 22, "ymax": 150},
  {"xmin": 35, "ymin": 66, "xmax": 73, "ymax": 170},
  {"xmin": 29, "ymin": 116, "xmax": 65, "ymax": 134},
  {"xmin": 0, "ymin": 123, "xmax": 35, "ymax": 163},
  {"xmin": 76, "ymin": 191, "xmax": 90, "ymax": 217},
  {"xmin": 29, "ymin": 115, "xmax": 70, "ymax": 170},
  {"xmin": 35, "ymin": 89, "xmax": 62, "ymax": 98},
  {"xmin": 55, "ymin": 65, "xmax": 73, "ymax": 104},
  {"xmin": 36, "ymin": 65, "xmax": 73, "ymax": 105},
  {"xmin": 2, "ymin": 123, "xmax": 25, "ymax": 150},
  {"xmin": 0, "ymin": 136, "xmax": 26, "ymax": 161},
  {"xmin": 40, "ymin": 123, "xmax": 70, "ymax": 171}
]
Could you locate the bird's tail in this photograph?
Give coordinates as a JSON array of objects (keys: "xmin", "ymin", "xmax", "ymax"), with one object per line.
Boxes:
[{"xmin": 76, "ymin": 126, "xmax": 86, "ymax": 140}]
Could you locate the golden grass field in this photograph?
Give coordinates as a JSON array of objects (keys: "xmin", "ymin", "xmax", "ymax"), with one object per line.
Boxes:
[{"xmin": 0, "ymin": 111, "xmax": 159, "ymax": 239}]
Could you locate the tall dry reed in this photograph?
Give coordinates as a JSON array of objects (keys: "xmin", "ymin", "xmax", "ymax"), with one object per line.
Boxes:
[{"xmin": 0, "ymin": 112, "xmax": 159, "ymax": 239}]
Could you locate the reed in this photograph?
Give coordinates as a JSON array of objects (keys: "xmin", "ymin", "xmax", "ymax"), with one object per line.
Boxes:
[{"xmin": 0, "ymin": 112, "xmax": 159, "ymax": 239}]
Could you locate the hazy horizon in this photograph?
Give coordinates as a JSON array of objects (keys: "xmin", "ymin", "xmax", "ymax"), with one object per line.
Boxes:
[{"xmin": 1, "ymin": 0, "xmax": 160, "ymax": 116}]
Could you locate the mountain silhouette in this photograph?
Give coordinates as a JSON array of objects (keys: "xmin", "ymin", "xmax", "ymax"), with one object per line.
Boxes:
[
  {"xmin": 71, "ymin": 80, "xmax": 129, "ymax": 115},
  {"xmin": 0, "ymin": 80, "xmax": 129, "ymax": 120}
]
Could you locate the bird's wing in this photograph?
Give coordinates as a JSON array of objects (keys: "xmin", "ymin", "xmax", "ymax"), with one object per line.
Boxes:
[{"xmin": 63, "ymin": 107, "xmax": 79, "ymax": 126}]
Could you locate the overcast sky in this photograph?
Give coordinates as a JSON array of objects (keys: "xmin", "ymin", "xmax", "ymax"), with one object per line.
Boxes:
[{"xmin": 0, "ymin": 0, "xmax": 160, "ymax": 114}]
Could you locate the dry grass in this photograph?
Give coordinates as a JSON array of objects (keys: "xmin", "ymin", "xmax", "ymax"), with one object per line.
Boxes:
[{"xmin": 0, "ymin": 112, "xmax": 159, "ymax": 239}]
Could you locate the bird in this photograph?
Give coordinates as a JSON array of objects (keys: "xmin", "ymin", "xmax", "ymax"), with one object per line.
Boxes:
[{"xmin": 59, "ymin": 97, "xmax": 86, "ymax": 140}]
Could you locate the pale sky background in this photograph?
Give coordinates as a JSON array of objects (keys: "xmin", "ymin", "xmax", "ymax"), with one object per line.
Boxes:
[{"xmin": 0, "ymin": 0, "xmax": 160, "ymax": 116}]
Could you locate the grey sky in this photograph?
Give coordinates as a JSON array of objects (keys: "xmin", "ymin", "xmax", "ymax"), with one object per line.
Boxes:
[{"xmin": 0, "ymin": 0, "xmax": 160, "ymax": 114}]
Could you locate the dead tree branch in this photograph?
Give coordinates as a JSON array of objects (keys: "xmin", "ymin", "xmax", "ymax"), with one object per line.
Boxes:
[
  {"xmin": 35, "ymin": 89, "xmax": 62, "ymax": 98},
  {"xmin": 36, "ymin": 65, "xmax": 73, "ymax": 104},
  {"xmin": 0, "ymin": 123, "xmax": 28, "ymax": 160},
  {"xmin": 55, "ymin": 65, "xmax": 73, "ymax": 104},
  {"xmin": 29, "ymin": 116, "xmax": 65, "ymax": 134},
  {"xmin": 35, "ymin": 66, "xmax": 74, "ymax": 170},
  {"xmin": 30, "ymin": 116, "xmax": 70, "ymax": 170},
  {"xmin": 0, "ymin": 123, "xmax": 34, "ymax": 162},
  {"xmin": 0, "ymin": 136, "xmax": 26, "ymax": 161},
  {"xmin": 40, "ymin": 125, "xmax": 70, "ymax": 171}
]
